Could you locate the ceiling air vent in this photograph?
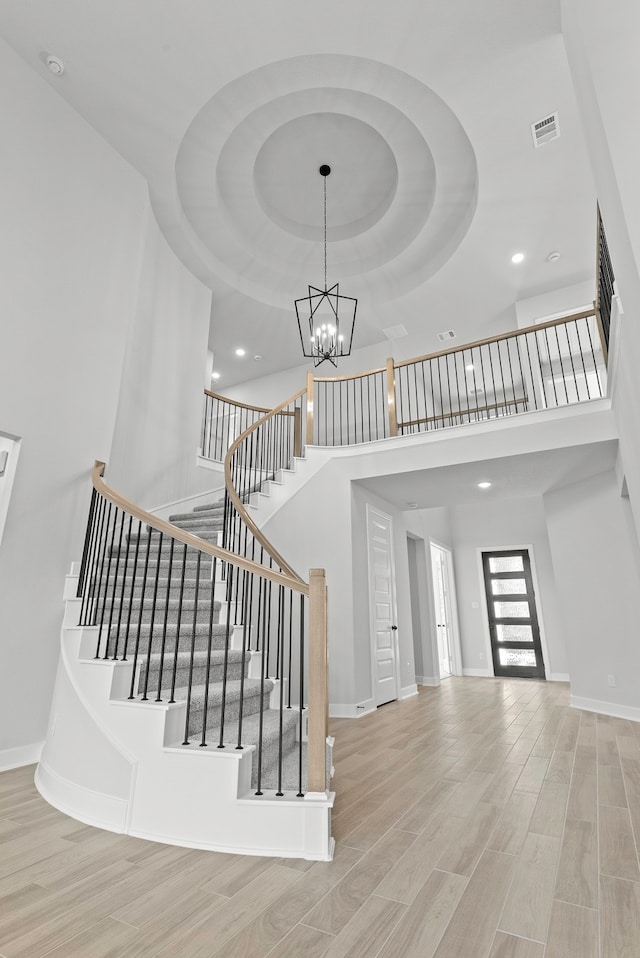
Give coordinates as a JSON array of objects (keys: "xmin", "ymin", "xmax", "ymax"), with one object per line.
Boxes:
[
  {"xmin": 437, "ymin": 329, "xmax": 456, "ymax": 342},
  {"xmin": 383, "ymin": 324, "xmax": 408, "ymax": 340},
  {"xmin": 531, "ymin": 112, "xmax": 560, "ymax": 148}
]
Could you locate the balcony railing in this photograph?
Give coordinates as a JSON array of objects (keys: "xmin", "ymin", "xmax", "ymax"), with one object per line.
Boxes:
[{"xmin": 202, "ymin": 308, "xmax": 608, "ymax": 461}]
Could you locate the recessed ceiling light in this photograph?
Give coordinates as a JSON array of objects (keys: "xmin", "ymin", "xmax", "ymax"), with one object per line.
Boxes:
[
  {"xmin": 254, "ymin": 355, "xmax": 262, "ymax": 362},
  {"xmin": 465, "ymin": 363, "xmax": 475, "ymax": 372},
  {"xmin": 235, "ymin": 348, "xmax": 246, "ymax": 357},
  {"xmin": 407, "ymin": 502, "xmax": 419, "ymax": 510},
  {"xmin": 546, "ymin": 250, "xmax": 561, "ymax": 262},
  {"xmin": 211, "ymin": 371, "xmax": 221, "ymax": 380},
  {"xmin": 477, "ymin": 481, "xmax": 492, "ymax": 489},
  {"xmin": 511, "ymin": 252, "xmax": 525, "ymax": 264}
]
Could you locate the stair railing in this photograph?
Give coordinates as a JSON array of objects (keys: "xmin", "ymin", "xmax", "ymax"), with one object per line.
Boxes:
[
  {"xmin": 201, "ymin": 390, "xmax": 271, "ymax": 462},
  {"xmin": 76, "ymin": 460, "xmax": 329, "ymax": 796}
]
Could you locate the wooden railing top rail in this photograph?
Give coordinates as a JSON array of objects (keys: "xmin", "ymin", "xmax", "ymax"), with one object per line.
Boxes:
[
  {"xmin": 92, "ymin": 461, "xmax": 309, "ymax": 596},
  {"xmin": 224, "ymin": 388, "xmax": 307, "ymax": 584},
  {"xmin": 311, "ymin": 365, "xmax": 386, "ymax": 383},
  {"xmin": 393, "ymin": 308, "xmax": 598, "ymax": 369},
  {"xmin": 203, "ymin": 389, "xmax": 272, "ymax": 414}
]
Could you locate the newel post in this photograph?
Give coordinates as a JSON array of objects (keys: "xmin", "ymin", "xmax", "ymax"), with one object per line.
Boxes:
[
  {"xmin": 386, "ymin": 358, "xmax": 398, "ymax": 437},
  {"xmin": 308, "ymin": 568, "xmax": 328, "ymax": 794}
]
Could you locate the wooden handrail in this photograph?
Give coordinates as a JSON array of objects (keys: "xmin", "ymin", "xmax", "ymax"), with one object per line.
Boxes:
[
  {"xmin": 92, "ymin": 461, "xmax": 308, "ymax": 596},
  {"xmin": 392, "ymin": 308, "xmax": 598, "ymax": 370},
  {"xmin": 224, "ymin": 388, "xmax": 307, "ymax": 583},
  {"xmin": 398, "ymin": 396, "xmax": 528, "ymax": 429},
  {"xmin": 203, "ymin": 389, "xmax": 271, "ymax": 414},
  {"xmin": 311, "ymin": 364, "xmax": 386, "ymax": 383}
]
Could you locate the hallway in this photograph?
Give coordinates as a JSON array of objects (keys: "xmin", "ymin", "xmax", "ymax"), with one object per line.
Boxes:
[{"xmin": 0, "ymin": 677, "xmax": 638, "ymax": 956}]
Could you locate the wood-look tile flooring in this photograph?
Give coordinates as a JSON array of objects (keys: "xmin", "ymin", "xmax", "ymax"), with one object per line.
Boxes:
[{"xmin": 2, "ymin": 677, "xmax": 640, "ymax": 957}]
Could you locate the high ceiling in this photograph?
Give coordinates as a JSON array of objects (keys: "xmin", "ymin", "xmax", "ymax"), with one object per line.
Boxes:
[{"xmin": 0, "ymin": 0, "xmax": 597, "ymax": 387}]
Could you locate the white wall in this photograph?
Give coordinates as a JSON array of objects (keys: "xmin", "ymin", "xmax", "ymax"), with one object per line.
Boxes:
[
  {"xmin": 562, "ymin": 0, "xmax": 640, "ymax": 545},
  {"xmin": 0, "ymin": 39, "xmax": 152, "ymax": 755},
  {"xmin": 448, "ymin": 496, "xmax": 569, "ymax": 679},
  {"xmin": 544, "ymin": 469, "xmax": 640, "ymax": 715},
  {"xmin": 107, "ymin": 208, "xmax": 214, "ymax": 510},
  {"xmin": 405, "ymin": 507, "xmax": 454, "ymax": 684}
]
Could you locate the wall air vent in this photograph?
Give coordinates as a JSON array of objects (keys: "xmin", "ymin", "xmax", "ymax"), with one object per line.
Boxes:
[
  {"xmin": 437, "ymin": 330, "xmax": 456, "ymax": 342},
  {"xmin": 383, "ymin": 324, "xmax": 408, "ymax": 340},
  {"xmin": 531, "ymin": 112, "xmax": 560, "ymax": 148}
]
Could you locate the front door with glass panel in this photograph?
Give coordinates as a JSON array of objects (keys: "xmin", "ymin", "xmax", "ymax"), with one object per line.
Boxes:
[{"xmin": 481, "ymin": 549, "xmax": 545, "ymax": 679}]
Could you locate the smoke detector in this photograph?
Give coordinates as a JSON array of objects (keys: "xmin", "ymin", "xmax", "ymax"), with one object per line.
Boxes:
[
  {"xmin": 46, "ymin": 55, "xmax": 65, "ymax": 76},
  {"xmin": 531, "ymin": 112, "xmax": 559, "ymax": 148}
]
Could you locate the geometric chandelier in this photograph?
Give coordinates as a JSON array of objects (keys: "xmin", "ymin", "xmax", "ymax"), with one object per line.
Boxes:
[{"xmin": 295, "ymin": 165, "xmax": 357, "ymax": 367}]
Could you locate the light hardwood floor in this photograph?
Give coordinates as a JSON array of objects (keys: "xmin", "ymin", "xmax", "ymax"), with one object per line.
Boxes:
[{"xmin": 2, "ymin": 677, "xmax": 640, "ymax": 957}]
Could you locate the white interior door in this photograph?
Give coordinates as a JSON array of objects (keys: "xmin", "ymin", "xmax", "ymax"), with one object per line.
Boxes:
[
  {"xmin": 431, "ymin": 543, "xmax": 453, "ymax": 677},
  {"xmin": 366, "ymin": 505, "xmax": 399, "ymax": 707}
]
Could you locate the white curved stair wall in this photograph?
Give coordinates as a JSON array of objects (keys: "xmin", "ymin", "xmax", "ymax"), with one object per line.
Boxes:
[{"xmin": 36, "ymin": 574, "xmax": 333, "ymax": 860}]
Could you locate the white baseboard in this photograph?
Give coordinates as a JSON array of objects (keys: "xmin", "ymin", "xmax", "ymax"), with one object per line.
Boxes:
[
  {"xmin": 570, "ymin": 695, "xmax": 640, "ymax": 723},
  {"xmin": 0, "ymin": 740, "xmax": 43, "ymax": 772},
  {"xmin": 463, "ymin": 668, "xmax": 493, "ymax": 677},
  {"xmin": 35, "ymin": 759, "xmax": 129, "ymax": 831},
  {"xmin": 329, "ymin": 699, "xmax": 376, "ymax": 719},
  {"xmin": 549, "ymin": 673, "xmax": 571, "ymax": 683},
  {"xmin": 399, "ymin": 684, "xmax": 419, "ymax": 700},
  {"xmin": 416, "ymin": 676, "xmax": 440, "ymax": 687}
]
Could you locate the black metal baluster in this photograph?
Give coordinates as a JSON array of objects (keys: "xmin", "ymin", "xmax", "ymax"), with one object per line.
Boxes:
[
  {"xmin": 182, "ymin": 551, "xmax": 201, "ymax": 745},
  {"xmin": 564, "ymin": 321, "xmax": 579, "ymax": 401},
  {"xmin": 276, "ymin": 585, "xmax": 285, "ymax": 796},
  {"xmin": 154, "ymin": 536, "xmax": 174, "ymax": 702},
  {"xmin": 128, "ymin": 524, "xmax": 152, "ymax": 699},
  {"xmin": 169, "ymin": 543, "xmax": 188, "ymax": 703},
  {"xmin": 583, "ymin": 315, "xmax": 603, "ymax": 397},
  {"xmin": 297, "ymin": 595, "xmax": 305, "ymax": 797},
  {"xmin": 575, "ymin": 319, "xmax": 592, "ymax": 399},
  {"xmin": 287, "ymin": 590, "xmax": 293, "ymax": 709},
  {"xmin": 106, "ymin": 509, "xmax": 127, "ymax": 659},
  {"xmin": 553, "ymin": 324, "xmax": 570, "ymax": 404},
  {"xmin": 93, "ymin": 502, "xmax": 115, "ymax": 656},
  {"xmin": 543, "ymin": 328, "xmax": 559, "ymax": 406},
  {"xmin": 524, "ymin": 332, "xmax": 539, "ymax": 410},
  {"xmin": 255, "ymin": 574, "xmax": 268, "ymax": 796},
  {"xmin": 236, "ymin": 568, "xmax": 251, "ymax": 750},
  {"xmin": 452, "ymin": 350, "xmax": 462, "ymax": 424},
  {"xmin": 79, "ymin": 493, "xmax": 104, "ymax": 625},
  {"xmin": 533, "ymin": 329, "xmax": 550, "ymax": 408},
  {"xmin": 444, "ymin": 353, "xmax": 453, "ymax": 425},
  {"xmin": 141, "ymin": 531, "xmax": 163, "ymax": 701},
  {"xmin": 514, "ymin": 336, "xmax": 527, "ymax": 411},
  {"xmin": 216, "ymin": 564, "xmax": 235, "ymax": 749},
  {"xmin": 77, "ymin": 488, "xmax": 98, "ymax": 599},
  {"xmin": 505, "ymin": 338, "xmax": 517, "ymax": 412}
]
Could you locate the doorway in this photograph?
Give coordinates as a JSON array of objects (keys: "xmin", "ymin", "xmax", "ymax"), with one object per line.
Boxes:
[
  {"xmin": 430, "ymin": 542, "xmax": 458, "ymax": 679},
  {"xmin": 366, "ymin": 504, "xmax": 399, "ymax": 706},
  {"xmin": 481, "ymin": 549, "xmax": 546, "ymax": 679}
]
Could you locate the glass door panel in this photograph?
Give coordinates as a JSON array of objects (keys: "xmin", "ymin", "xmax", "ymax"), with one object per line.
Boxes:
[{"xmin": 482, "ymin": 549, "xmax": 545, "ymax": 679}]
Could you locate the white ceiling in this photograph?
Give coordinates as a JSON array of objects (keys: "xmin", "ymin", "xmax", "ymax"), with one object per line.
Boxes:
[
  {"xmin": 357, "ymin": 440, "xmax": 618, "ymax": 510},
  {"xmin": 0, "ymin": 0, "xmax": 597, "ymax": 387}
]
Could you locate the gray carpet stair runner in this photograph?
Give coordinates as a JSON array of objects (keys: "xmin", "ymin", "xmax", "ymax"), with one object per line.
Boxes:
[{"xmin": 105, "ymin": 495, "xmax": 305, "ymax": 794}]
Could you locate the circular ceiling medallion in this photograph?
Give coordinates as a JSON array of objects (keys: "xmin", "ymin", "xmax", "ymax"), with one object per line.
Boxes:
[
  {"xmin": 253, "ymin": 113, "xmax": 399, "ymax": 241},
  {"xmin": 174, "ymin": 54, "xmax": 478, "ymax": 307}
]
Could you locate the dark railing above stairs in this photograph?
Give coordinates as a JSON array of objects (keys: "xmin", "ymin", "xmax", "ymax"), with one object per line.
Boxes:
[{"xmin": 76, "ymin": 462, "xmax": 329, "ymax": 798}]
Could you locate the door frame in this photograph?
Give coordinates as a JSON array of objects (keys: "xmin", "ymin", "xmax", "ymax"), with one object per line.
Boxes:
[
  {"xmin": 476, "ymin": 543, "xmax": 551, "ymax": 680},
  {"xmin": 366, "ymin": 503, "xmax": 400, "ymax": 706},
  {"xmin": 429, "ymin": 538, "xmax": 463, "ymax": 678}
]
